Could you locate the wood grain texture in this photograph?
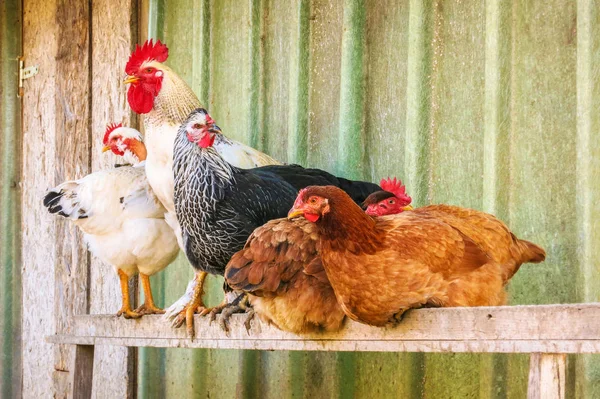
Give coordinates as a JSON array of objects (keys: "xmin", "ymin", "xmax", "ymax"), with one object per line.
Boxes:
[
  {"xmin": 48, "ymin": 303, "xmax": 600, "ymax": 353},
  {"xmin": 527, "ymin": 353, "xmax": 566, "ymax": 399},
  {"xmin": 89, "ymin": 0, "xmax": 138, "ymax": 397},
  {"xmin": 70, "ymin": 345, "xmax": 95, "ymax": 399},
  {"xmin": 22, "ymin": 0, "xmax": 92, "ymax": 397}
]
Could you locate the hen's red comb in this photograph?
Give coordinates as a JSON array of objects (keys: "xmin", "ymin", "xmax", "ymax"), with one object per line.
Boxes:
[
  {"xmin": 103, "ymin": 123, "xmax": 123, "ymax": 144},
  {"xmin": 125, "ymin": 39, "xmax": 169, "ymax": 75},
  {"xmin": 380, "ymin": 177, "xmax": 412, "ymax": 205}
]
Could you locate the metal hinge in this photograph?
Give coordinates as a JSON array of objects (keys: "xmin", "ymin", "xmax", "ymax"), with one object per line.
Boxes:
[{"xmin": 18, "ymin": 57, "xmax": 39, "ymax": 97}]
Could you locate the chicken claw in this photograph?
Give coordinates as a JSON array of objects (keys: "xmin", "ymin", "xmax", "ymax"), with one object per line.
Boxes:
[
  {"xmin": 208, "ymin": 293, "xmax": 253, "ymax": 333},
  {"xmin": 163, "ymin": 272, "xmax": 207, "ymax": 339},
  {"xmin": 134, "ymin": 303, "xmax": 165, "ymax": 315},
  {"xmin": 116, "ymin": 307, "xmax": 142, "ymax": 319}
]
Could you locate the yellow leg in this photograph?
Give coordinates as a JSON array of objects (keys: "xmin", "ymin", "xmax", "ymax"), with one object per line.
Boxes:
[
  {"xmin": 134, "ymin": 273, "xmax": 165, "ymax": 315},
  {"xmin": 172, "ymin": 271, "xmax": 207, "ymax": 339},
  {"xmin": 116, "ymin": 269, "xmax": 141, "ymax": 319}
]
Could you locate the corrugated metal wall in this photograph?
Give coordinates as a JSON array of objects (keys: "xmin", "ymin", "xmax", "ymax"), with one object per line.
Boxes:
[
  {"xmin": 135, "ymin": 0, "xmax": 600, "ymax": 398},
  {"xmin": 0, "ymin": 0, "xmax": 22, "ymax": 398}
]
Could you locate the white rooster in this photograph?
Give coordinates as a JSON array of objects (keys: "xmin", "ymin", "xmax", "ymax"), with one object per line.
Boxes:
[
  {"xmin": 43, "ymin": 124, "xmax": 179, "ymax": 318},
  {"xmin": 123, "ymin": 39, "xmax": 281, "ymax": 332}
]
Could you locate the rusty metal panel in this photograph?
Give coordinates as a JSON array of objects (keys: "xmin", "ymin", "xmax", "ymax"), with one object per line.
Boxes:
[{"xmin": 136, "ymin": 0, "xmax": 600, "ymax": 397}]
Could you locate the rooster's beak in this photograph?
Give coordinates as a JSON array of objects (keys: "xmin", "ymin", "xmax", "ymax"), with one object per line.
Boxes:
[
  {"xmin": 102, "ymin": 145, "xmax": 111, "ymax": 153},
  {"xmin": 402, "ymin": 205, "xmax": 414, "ymax": 211},
  {"xmin": 123, "ymin": 75, "xmax": 139, "ymax": 85},
  {"xmin": 287, "ymin": 208, "xmax": 304, "ymax": 220}
]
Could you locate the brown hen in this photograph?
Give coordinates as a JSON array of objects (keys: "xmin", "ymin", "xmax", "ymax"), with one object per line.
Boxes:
[
  {"xmin": 225, "ymin": 217, "xmax": 344, "ymax": 333},
  {"xmin": 289, "ymin": 186, "xmax": 546, "ymax": 326}
]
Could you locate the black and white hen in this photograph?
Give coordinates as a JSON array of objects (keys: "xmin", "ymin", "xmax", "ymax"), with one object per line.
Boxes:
[{"xmin": 166, "ymin": 108, "xmax": 381, "ymax": 336}]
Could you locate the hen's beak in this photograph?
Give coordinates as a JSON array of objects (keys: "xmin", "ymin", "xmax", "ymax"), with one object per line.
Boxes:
[
  {"xmin": 402, "ymin": 205, "xmax": 414, "ymax": 211},
  {"xmin": 102, "ymin": 145, "xmax": 111, "ymax": 153},
  {"xmin": 287, "ymin": 207, "xmax": 304, "ymax": 220},
  {"xmin": 123, "ymin": 75, "xmax": 139, "ymax": 85}
]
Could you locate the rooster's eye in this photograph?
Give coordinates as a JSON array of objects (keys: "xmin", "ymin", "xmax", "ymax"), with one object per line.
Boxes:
[
  {"xmin": 192, "ymin": 123, "xmax": 202, "ymax": 129},
  {"xmin": 388, "ymin": 199, "xmax": 395, "ymax": 204},
  {"xmin": 145, "ymin": 68, "xmax": 153, "ymax": 73}
]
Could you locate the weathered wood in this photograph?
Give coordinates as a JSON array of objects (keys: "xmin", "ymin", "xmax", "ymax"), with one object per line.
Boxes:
[
  {"xmin": 47, "ymin": 304, "xmax": 600, "ymax": 353},
  {"xmin": 89, "ymin": 0, "xmax": 139, "ymax": 397},
  {"xmin": 70, "ymin": 345, "xmax": 95, "ymax": 399},
  {"xmin": 527, "ymin": 353, "xmax": 566, "ymax": 399},
  {"xmin": 21, "ymin": 0, "xmax": 91, "ymax": 397}
]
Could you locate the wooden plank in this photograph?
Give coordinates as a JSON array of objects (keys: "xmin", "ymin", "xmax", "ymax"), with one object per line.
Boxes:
[
  {"xmin": 21, "ymin": 0, "xmax": 92, "ymax": 397},
  {"xmin": 46, "ymin": 304, "xmax": 600, "ymax": 353},
  {"xmin": 89, "ymin": 0, "xmax": 139, "ymax": 397},
  {"xmin": 527, "ymin": 353, "xmax": 566, "ymax": 399},
  {"xmin": 70, "ymin": 345, "xmax": 95, "ymax": 399}
]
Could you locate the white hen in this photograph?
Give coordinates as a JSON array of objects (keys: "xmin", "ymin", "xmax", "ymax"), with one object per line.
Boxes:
[{"xmin": 43, "ymin": 125, "xmax": 179, "ymax": 318}]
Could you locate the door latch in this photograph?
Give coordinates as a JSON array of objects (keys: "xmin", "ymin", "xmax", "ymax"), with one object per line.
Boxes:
[{"xmin": 18, "ymin": 57, "xmax": 39, "ymax": 97}]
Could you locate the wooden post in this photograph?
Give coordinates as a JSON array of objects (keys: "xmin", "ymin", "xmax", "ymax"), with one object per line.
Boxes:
[
  {"xmin": 527, "ymin": 353, "xmax": 566, "ymax": 399},
  {"xmin": 70, "ymin": 345, "xmax": 95, "ymax": 399}
]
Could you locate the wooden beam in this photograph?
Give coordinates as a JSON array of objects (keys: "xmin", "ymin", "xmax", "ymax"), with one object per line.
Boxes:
[
  {"xmin": 70, "ymin": 345, "xmax": 95, "ymax": 399},
  {"xmin": 46, "ymin": 303, "xmax": 600, "ymax": 354},
  {"xmin": 527, "ymin": 353, "xmax": 566, "ymax": 399}
]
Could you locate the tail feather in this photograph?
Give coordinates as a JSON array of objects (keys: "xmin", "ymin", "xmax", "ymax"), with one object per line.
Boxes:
[
  {"xmin": 517, "ymin": 237, "xmax": 546, "ymax": 264},
  {"xmin": 43, "ymin": 182, "xmax": 87, "ymax": 220}
]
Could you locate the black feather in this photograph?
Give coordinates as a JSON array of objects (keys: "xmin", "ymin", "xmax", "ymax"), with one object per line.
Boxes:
[{"xmin": 173, "ymin": 109, "xmax": 382, "ymax": 277}]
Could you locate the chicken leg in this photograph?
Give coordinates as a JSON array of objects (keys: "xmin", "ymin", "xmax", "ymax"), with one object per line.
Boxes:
[
  {"xmin": 116, "ymin": 269, "xmax": 141, "ymax": 319},
  {"xmin": 134, "ymin": 273, "xmax": 165, "ymax": 315},
  {"xmin": 169, "ymin": 271, "xmax": 207, "ymax": 339}
]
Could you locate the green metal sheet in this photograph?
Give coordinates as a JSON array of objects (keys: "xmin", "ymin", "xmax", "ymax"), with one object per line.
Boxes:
[
  {"xmin": 135, "ymin": 0, "xmax": 600, "ymax": 398},
  {"xmin": 0, "ymin": 0, "xmax": 22, "ymax": 398}
]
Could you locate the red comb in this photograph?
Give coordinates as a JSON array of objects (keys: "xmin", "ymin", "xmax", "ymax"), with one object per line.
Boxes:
[
  {"xmin": 103, "ymin": 123, "xmax": 123, "ymax": 144},
  {"xmin": 380, "ymin": 177, "xmax": 412, "ymax": 206},
  {"xmin": 125, "ymin": 39, "xmax": 169, "ymax": 75}
]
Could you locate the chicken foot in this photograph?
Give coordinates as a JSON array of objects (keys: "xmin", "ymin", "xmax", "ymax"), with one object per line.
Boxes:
[
  {"xmin": 207, "ymin": 293, "xmax": 255, "ymax": 333},
  {"xmin": 134, "ymin": 273, "xmax": 165, "ymax": 315},
  {"xmin": 116, "ymin": 269, "xmax": 142, "ymax": 319},
  {"xmin": 168, "ymin": 271, "xmax": 208, "ymax": 339}
]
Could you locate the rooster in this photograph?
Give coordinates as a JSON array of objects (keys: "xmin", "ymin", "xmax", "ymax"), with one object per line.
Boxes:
[
  {"xmin": 43, "ymin": 124, "xmax": 179, "ymax": 318},
  {"xmin": 171, "ymin": 109, "xmax": 381, "ymax": 336},
  {"xmin": 224, "ymin": 179, "xmax": 413, "ymax": 333},
  {"xmin": 288, "ymin": 186, "xmax": 546, "ymax": 326},
  {"xmin": 123, "ymin": 39, "xmax": 280, "ymax": 315}
]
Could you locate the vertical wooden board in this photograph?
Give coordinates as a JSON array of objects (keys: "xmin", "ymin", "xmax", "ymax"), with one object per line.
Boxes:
[
  {"xmin": 89, "ymin": 1, "xmax": 139, "ymax": 397},
  {"xmin": 306, "ymin": 0, "xmax": 343, "ymax": 170},
  {"xmin": 262, "ymin": 0, "xmax": 295, "ymax": 162},
  {"xmin": 52, "ymin": 3, "xmax": 92, "ymax": 395},
  {"xmin": 22, "ymin": 0, "xmax": 92, "ymax": 397},
  {"xmin": 506, "ymin": 1, "xmax": 578, "ymax": 398},
  {"xmin": 363, "ymin": 0, "xmax": 410, "ymax": 183},
  {"xmin": 21, "ymin": 3, "xmax": 58, "ymax": 396},
  {"xmin": 208, "ymin": 0, "xmax": 252, "ymax": 143},
  {"xmin": 0, "ymin": 1, "xmax": 22, "ymax": 398},
  {"xmin": 422, "ymin": 2, "xmax": 489, "ymax": 397},
  {"xmin": 428, "ymin": 0, "xmax": 486, "ymax": 208}
]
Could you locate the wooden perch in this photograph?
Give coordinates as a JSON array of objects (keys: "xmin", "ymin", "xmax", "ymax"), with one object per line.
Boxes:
[{"xmin": 47, "ymin": 303, "xmax": 600, "ymax": 353}]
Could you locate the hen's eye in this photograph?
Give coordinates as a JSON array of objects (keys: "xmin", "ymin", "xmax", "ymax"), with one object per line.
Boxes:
[
  {"xmin": 388, "ymin": 199, "xmax": 395, "ymax": 204},
  {"xmin": 309, "ymin": 197, "xmax": 317, "ymax": 204},
  {"xmin": 145, "ymin": 68, "xmax": 153, "ymax": 73},
  {"xmin": 192, "ymin": 123, "xmax": 202, "ymax": 129}
]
